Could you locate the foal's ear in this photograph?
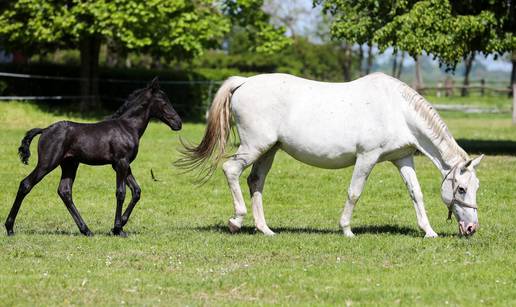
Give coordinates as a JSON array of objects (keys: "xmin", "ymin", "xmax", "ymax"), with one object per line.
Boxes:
[{"xmin": 148, "ymin": 77, "xmax": 160, "ymax": 93}]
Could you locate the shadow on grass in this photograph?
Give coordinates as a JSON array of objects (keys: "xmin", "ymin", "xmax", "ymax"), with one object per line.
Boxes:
[
  {"xmin": 457, "ymin": 139, "xmax": 516, "ymax": 155},
  {"xmin": 11, "ymin": 228, "xmax": 143, "ymax": 237},
  {"xmin": 189, "ymin": 223, "xmax": 458, "ymax": 237}
]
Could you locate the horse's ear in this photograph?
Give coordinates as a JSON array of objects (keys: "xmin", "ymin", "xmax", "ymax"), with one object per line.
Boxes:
[
  {"xmin": 469, "ymin": 154, "xmax": 484, "ymax": 169},
  {"xmin": 463, "ymin": 154, "xmax": 484, "ymax": 170},
  {"xmin": 148, "ymin": 77, "xmax": 160, "ymax": 93}
]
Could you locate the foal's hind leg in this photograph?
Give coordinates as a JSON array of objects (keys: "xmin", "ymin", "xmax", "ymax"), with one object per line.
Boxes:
[
  {"xmin": 340, "ymin": 150, "xmax": 381, "ymax": 237},
  {"xmin": 5, "ymin": 163, "xmax": 58, "ymax": 235},
  {"xmin": 223, "ymin": 146, "xmax": 263, "ymax": 233},
  {"xmin": 121, "ymin": 168, "xmax": 141, "ymax": 227},
  {"xmin": 58, "ymin": 161, "xmax": 93, "ymax": 236},
  {"xmin": 247, "ymin": 147, "xmax": 278, "ymax": 236},
  {"xmin": 112, "ymin": 159, "xmax": 129, "ymax": 237}
]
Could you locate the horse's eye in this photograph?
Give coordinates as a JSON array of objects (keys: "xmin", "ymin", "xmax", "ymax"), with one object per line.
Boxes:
[{"xmin": 458, "ymin": 187, "xmax": 466, "ymax": 194}]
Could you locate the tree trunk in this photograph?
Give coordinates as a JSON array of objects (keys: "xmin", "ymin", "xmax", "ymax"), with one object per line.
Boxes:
[
  {"xmin": 358, "ymin": 44, "xmax": 364, "ymax": 76},
  {"xmin": 461, "ymin": 53, "xmax": 475, "ymax": 97},
  {"xmin": 511, "ymin": 50, "xmax": 516, "ymax": 125},
  {"xmin": 342, "ymin": 43, "xmax": 352, "ymax": 81},
  {"xmin": 396, "ymin": 52, "xmax": 405, "ymax": 79},
  {"xmin": 365, "ymin": 44, "xmax": 373, "ymax": 75},
  {"xmin": 79, "ymin": 36, "xmax": 101, "ymax": 112},
  {"xmin": 391, "ymin": 52, "xmax": 397, "ymax": 76},
  {"xmin": 414, "ymin": 55, "xmax": 423, "ymax": 93}
]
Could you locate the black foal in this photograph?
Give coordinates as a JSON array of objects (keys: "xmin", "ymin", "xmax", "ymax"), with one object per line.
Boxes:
[{"xmin": 5, "ymin": 78, "xmax": 181, "ymax": 237}]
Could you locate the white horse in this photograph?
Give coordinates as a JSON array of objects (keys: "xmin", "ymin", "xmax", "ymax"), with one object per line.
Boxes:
[{"xmin": 178, "ymin": 73, "xmax": 483, "ymax": 237}]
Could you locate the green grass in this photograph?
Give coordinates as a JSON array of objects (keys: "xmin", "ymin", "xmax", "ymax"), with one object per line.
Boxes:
[
  {"xmin": 425, "ymin": 94, "xmax": 512, "ymax": 110},
  {"xmin": 1, "ymin": 101, "xmax": 515, "ymax": 305}
]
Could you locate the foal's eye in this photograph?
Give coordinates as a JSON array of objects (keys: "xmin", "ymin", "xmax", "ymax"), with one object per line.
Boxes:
[{"xmin": 458, "ymin": 187, "xmax": 466, "ymax": 194}]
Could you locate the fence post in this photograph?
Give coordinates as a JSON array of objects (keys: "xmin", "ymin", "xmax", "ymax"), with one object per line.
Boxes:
[
  {"xmin": 480, "ymin": 79, "xmax": 485, "ymax": 96},
  {"xmin": 512, "ymin": 83, "xmax": 516, "ymax": 125}
]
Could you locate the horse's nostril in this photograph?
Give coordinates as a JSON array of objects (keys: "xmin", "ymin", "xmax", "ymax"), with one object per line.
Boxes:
[{"xmin": 467, "ymin": 225, "xmax": 473, "ymax": 233}]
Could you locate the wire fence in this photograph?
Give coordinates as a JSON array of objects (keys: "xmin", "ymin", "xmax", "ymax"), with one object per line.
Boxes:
[
  {"xmin": 0, "ymin": 71, "xmax": 225, "ymax": 117},
  {"xmin": 1, "ymin": 71, "xmax": 512, "ymax": 114}
]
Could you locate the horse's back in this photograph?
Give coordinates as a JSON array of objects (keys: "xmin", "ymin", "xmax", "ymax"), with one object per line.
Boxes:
[{"xmin": 231, "ymin": 73, "xmax": 416, "ymax": 168}]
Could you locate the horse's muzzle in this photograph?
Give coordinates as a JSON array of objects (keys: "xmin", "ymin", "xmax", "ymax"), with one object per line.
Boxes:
[{"xmin": 459, "ymin": 221, "xmax": 478, "ymax": 236}]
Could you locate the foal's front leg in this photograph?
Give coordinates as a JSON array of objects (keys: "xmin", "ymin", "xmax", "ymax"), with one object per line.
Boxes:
[
  {"xmin": 121, "ymin": 169, "xmax": 141, "ymax": 227},
  {"xmin": 112, "ymin": 159, "xmax": 129, "ymax": 237}
]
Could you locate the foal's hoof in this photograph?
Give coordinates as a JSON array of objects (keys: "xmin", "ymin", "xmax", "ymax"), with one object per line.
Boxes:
[
  {"xmin": 83, "ymin": 230, "xmax": 94, "ymax": 237},
  {"xmin": 112, "ymin": 228, "xmax": 128, "ymax": 238},
  {"xmin": 228, "ymin": 218, "xmax": 241, "ymax": 234}
]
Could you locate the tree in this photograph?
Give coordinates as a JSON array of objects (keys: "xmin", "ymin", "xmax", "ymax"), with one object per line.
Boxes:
[{"xmin": 0, "ymin": 0, "xmax": 289, "ymax": 110}]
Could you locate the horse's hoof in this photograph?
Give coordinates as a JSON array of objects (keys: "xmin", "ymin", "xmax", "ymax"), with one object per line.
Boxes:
[
  {"xmin": 6, "ymin": 229, "xmax": 14, "ymax": 236},
  {"xmin": 112, "ymin": 228, "xmax": 128, "ymax": 238},
  {"xmin": 83, "ymin": 230, "xmax": 94, "ymax": 237},
  {"xmin": 424, "ymin": 232, "xmax": 438, "ymax": 238},
  {"xmin": 228, "ymin": 219, "xmax": 241, "ymax": 234},
  {"xmin": 343, "ymin": 230, "xmax": 355, "ymax": 238},
  {"xmin": 257, "ymin": 226, "xmax": 276, "ymax": 236}
]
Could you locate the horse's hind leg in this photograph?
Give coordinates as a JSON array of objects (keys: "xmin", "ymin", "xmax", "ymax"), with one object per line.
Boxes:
[
  {"xmin": 5, "ymin": 163, "xmax": 57, "ymax": 235},
  {"xmin": 58, "ymin": 161, "xmax": 93, "ymax": 236},
  {"xmin": 340, "ymin": 150, "xmax": 381, "ymax": 237},
  {"xmin": 121, "ymin": 168, "xmax": 141, "ymax": 227},
  {"xmin": 223, "ymin": 146, "xmax": 264, "ymax": 233},
  {"xmin": 247, "ymin": 146, "xmax": 278, "ymax": 236},
  {"xmin": 392, "ymin": 155, "xmax": 437, "ymax": 238},
  {"xmin": 112, "ymin": 159, "xmax": 129, "ymax": 237}
]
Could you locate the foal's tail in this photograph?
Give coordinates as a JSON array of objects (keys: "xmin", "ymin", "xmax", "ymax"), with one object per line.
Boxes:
[
  {"xmin": 18, "ymin": 128, "xmax": 43, "ymax": 165},
  {"xmin": 175, "ymin": 76, "xmax": 247, "ymax": 180}
]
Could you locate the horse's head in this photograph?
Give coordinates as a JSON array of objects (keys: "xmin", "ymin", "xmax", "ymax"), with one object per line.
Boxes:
[
  {"xmin": 146, "ymin": 77, "xmax": 182, "ymax": 131},
  {"xmin": 440, "ymin": 155, "xmax": 484, "ymax": 236}
]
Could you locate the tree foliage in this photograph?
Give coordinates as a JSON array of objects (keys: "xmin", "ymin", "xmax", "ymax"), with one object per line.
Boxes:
[
  {"xmin": 316, "ymin": 0, "xmax": 515, "ymax": 67},
  {"xmin": 0, "ymin": 0, "xmax": 231, "ymax": 59}
]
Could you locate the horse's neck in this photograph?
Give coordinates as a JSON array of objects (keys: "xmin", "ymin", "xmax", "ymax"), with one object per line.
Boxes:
[
  {"xmin": 119, "ymin": 108, "xmax": 150, "ymax": 137},
  {"xmin": 416, "ymin": 132, "xmax": 467, "ymax": 177}
]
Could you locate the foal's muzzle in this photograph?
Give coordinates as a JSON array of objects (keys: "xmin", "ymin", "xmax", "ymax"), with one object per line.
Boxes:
[{"xmin": 166, "ymin": 115, "xmax": 182, "ymax": 131}]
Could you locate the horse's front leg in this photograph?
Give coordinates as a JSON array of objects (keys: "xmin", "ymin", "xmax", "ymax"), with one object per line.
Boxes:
[
  {"xmin": 393, "ymin": 155, "xmax": 438, "ymax": 238},
  {"xmin": 112, "ymin": 159, "xmax": 129, "ymax": 237},
  {"xmin": 340, "ymin": 151, "xmax": 381, "ymax": 237}
]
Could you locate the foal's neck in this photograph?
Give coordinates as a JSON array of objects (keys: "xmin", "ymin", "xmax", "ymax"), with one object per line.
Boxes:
[{"xmin": 119, "ymin": 107, "xmax": 151, "ymax": 138}]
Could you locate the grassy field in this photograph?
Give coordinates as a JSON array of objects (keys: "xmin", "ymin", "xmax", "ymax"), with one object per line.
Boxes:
[
  {"xmin": 424, "ymin": 94, "xmax": 512, "ymax": 110},
  {"xmin": 0, "ymin": 101, "xmax": 515, "ymax": 305}
]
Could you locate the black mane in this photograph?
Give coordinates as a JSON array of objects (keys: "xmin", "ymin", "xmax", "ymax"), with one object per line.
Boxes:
[{"xmin": 108, "ymin": 88, "xmax": 147, "ymax": 119}]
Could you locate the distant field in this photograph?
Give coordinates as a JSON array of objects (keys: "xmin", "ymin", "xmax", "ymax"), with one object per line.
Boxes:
[
  {"xmin": 0, "ymin": 101, "xmax": 515, "ymax": 305},
  {"xmin": 425, "ymin": 94, "xmax": 512, "ymax": 110}
]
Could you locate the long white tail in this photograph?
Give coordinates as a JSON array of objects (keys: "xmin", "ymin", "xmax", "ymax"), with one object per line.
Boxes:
[{"xmin": 175, "ymin": 76, "xmax": 247, "ymax": 180}]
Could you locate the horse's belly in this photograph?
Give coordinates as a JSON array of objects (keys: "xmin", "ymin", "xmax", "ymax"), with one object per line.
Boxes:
[{"xmin": 279, "ymin": 142, "xmax": 357, "ymax": 169}]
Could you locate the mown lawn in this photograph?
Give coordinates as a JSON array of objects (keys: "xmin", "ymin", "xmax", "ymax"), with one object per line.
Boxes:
[{"xmin": 0, "ymin": 101, "xmax": 515, "ymax": 305}]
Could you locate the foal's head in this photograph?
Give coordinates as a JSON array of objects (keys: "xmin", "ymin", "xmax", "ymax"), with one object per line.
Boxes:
[{"xmin": 144, "ymin": 77, "xmax": 182, "ymax": 131}]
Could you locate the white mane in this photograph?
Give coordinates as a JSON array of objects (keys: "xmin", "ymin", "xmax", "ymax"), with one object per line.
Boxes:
[{"xmin": 395, "ymin": 80, "xmax": 469, "ymax": 163}]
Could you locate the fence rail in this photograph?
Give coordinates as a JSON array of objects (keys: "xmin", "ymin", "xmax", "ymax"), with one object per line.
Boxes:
[{"xmin": 416, "ymin": 79, "xmax": 513, "ymax": 96}]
